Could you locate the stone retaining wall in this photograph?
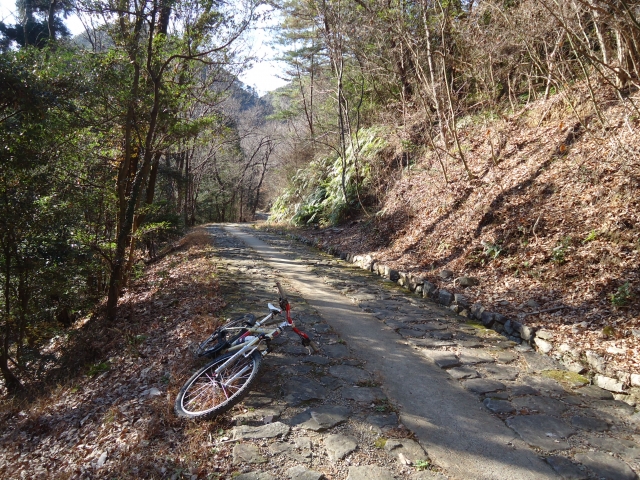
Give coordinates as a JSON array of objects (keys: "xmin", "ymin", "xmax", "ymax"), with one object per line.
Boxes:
[{"xmin": 266, "ymin": 228, "xmax": 640, "ymax": 405}]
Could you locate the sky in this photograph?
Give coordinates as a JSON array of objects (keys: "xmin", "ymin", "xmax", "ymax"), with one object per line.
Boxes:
[{"xmin": 0, "ymin": 0, "xmax": 287, "ymax": 96}]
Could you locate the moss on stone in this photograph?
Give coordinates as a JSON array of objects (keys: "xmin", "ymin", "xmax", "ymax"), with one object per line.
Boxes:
[
  {"xmin": 541, "ymin": 369, "xmax": 589, "ymax": 386},
  {"xmin": 374, "ymin": 438, "xmax": 387, "ymax": 449}
]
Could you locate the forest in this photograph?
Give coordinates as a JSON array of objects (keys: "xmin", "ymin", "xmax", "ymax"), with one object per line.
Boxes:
[{"xmin": 1, "ymin": 0, "xmax": 639, "ymax": 403}]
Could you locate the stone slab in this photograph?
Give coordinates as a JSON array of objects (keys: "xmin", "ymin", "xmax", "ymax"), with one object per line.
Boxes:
[
  {"xmin": 324, "ymin": 434, "xmax": 358, "ymax": 461},
  {"xmin": 545, "ymin": 456, "xmax": 588, "ymax": 480},
  {"xmin": 233, "ymin": 443, "xmax": 266, "ymax": 465},
  {"xmin": 506, "ymin": 415, "xmax": 575, "ymax": 451},
  {"xmin": 384, "ymin": 438, "xmax": 429, "ymax": 464},
  {"xmin": 347, "ymin": 466, "xmax": 396, "ymax": 480},
  {"xmin": 232, "ymin": 422, "xmax": 290, "ymax": 440},
  {"xmin": 430, "ymin": 352, "xmax": 461, "ymax": 369},
  {"xmin": 284, "ymin": 377, "xmax": 329, "ymax": 405},
  {"xmin": 300, "ymin": 405, "xmax": 351, "ymax": 431},
  {"xmin": 483, "ymin": 398, "xmax": 515, "ymax": 415},
  {"xmin": 287, "ymin": 466, "xmax": 324, "ymax": 480},
  {"xmin": 482, "ymin": 365, "xmax": 519, "ymax": 381},
  {"xmin": 323, "ymin": 343, "xmax": 350, "ymax": 359},
  {"xmin": 235, "ymin": 473, "xmax": 277, "ymax": 480},
  {"xmin": 570, "ymin": 415, "xmax": 610, "ymax": 432},
  {"xmin": 341, "ymin": 386, "xmax": 386, "ymax": 403},
  {"xmin": 512, "ymin": 396, "xmax": 568, "ymax": 417},
  {"xmin": 447, "ymin": 366, "xmax": 480, "ymax": 380},
  {"xmin": 574, "ymin": 451, "xmax": 637, "ymax": 480},
  {"xmin": 459, "ymin": 348, "xmax": 494, "ymax": 365},
  {"xmin": 329, "ymin": 364, "xmax": 371, "ymax": 384},
  {"xmin": 462, "ymin": 379, "xmax": 506, "ymax": 394}
]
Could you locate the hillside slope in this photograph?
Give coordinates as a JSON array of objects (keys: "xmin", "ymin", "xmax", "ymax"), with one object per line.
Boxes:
[{"xmin": 277, "ymin": 84, "xmax": 640, "ymax": 382}]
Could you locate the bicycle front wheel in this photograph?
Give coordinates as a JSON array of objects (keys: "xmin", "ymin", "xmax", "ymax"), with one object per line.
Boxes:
[{"xmin": 175, "ymin": 350, "xmax": 262, "ymax": 420}]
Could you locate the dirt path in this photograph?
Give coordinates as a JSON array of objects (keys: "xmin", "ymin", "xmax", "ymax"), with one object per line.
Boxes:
[{"xmin": 218, "ymin": 224, "xmax": 640, "ymax": 480}]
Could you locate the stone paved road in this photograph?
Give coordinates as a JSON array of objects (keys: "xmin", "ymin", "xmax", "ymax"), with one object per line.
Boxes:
[{"xmin": 209, "ymin": 224, "xmax": 639, "ymax": 480}]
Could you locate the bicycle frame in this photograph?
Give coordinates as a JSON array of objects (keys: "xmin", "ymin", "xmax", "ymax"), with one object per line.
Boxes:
[{"xmin": 211, "ymin": 282, "xmax": 313, "ymax": 377}]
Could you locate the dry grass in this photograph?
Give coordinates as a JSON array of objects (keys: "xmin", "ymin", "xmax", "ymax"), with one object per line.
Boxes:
[
  {"xmin": 0, "ymin": 232, "xmax": 243, "ymax": 480},
  {"xmin": 273, "ymin": 83, "xmax": 640, "ymax": 378}
]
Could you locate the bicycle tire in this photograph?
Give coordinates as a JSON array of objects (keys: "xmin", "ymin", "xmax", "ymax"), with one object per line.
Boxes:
[
  {"xmin": 175, "ymin": 350, "xmax": 262, "ymax": 420},
  {"xmin": 197, "ymin": 314, "xmax": 255, "ymax": 358}
]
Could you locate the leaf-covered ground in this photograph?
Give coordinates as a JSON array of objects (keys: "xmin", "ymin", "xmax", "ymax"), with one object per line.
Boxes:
[
  {"xmin": 0, "ymin": 230, "xmax": 239, "ymax": 479},
  {"xmin": 273, "ymin": 84, "xmax": 640, "ymax": 382}
]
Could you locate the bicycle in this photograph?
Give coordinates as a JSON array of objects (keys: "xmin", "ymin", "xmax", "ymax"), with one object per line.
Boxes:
[{"xmin": 174, "ymin": 281, "xmax": 318, "ymax": 420}]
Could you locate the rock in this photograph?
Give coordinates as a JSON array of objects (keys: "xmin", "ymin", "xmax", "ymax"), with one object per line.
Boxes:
[
  {"xmin": 244, "ymin": 394, "xmax": 274, "ymax": 408},
  {"xmin": 587, "ymin": 436, "xmax": 640, "ymax": 462},
  {"xmin": 384, "ymin": 438, "xmax": 429, "ymax": 464},
  {"xmin": 570, "ymin": 415, "xmax": 610, "ymax": 432},
  {"xmin": 525, "ymin": 299, "xmax": 540, "ymax": 308},
  {"xmin": 536, "ymin": 330, "xmax": 554, "ymax": 340},
  {"xmin": 534, "ymin": 337, "xmax": 553, "ymax": 353},
  {"xmin": 422, "ymin": 281, "xmax": 437, "ymax": 298},
  {"xmin": 494, "ymin": 351, "xmax": 518, "ymax": 364},
  {"xmin": 480, "ymin": 311, "xmax": 495, "ymax": 327},
  {"xmin": 235, "ymin": 473, "xmax": 277, "ymax": 480},
  {"xmin": 411, "ymin": 473, "xmax": 448, "ymax": 480},
  {"xmin": 96, "ymin": 451, "xmax": 107, "ymax": 468},
  {"xmin": 286, "ymin": 466, "xmax": 324, "ymax": 480},
  {"xmin": 233, "ymin": 444, "xmax": 267, "ymax": 465},
  {"xmin": 346, "ymin": 466, "xmax": 396, "ymax": 480},
  {"xmin": 439, "ymin": 269, "xmax": 453, "ymax": 279},
  {"xmin": 408, "ymin": 276, "xmax": 424, "ymax": 291},
  {"xmin": 506, "ymin": 415, "xmax": 575, "ymax": 451},
  {"xmin": 447, "ymin": 366, "xmax": 479, "ymax": 380},
  {"xmin": 518, "ymin": 324, "xmax": 535, "ymax": 342},
  {"xmin": 366, "ymin": 413, "xmax": 399, "ymax": 432},
  {"xmin": 585, "ymin": 351, "xmax": 606, "ymax": 373},
  {"xmin": 398, "ymin": 329, "xmax": 425, "ymax": 338},
  {"xmin": 483, "ymin": 398, "xmax": 515, "ymax": 414},
  {"xmin": 429, "ymin": 351, "xmax": 460, "ymax": 369},
  {"xmin": 481, "ymin": 365, "xmax": 519, "ymax": 381},
  {"xmin": 314, "ymin": 324, "xmax": 333, "ymax": 334},
  {"xmin": 509, "ymin": 385, "xmax": 540, "ymax": 396},
  {"xmin": 268, "ymin": 442, "xmax": 294, "ymax": 456},
  {"xmin": 457, "ymin": 276, "xmax": 479, "ymax": 287},
  {"xmin": 317, "ymin": 375, "xmax": 343, "ymax": 391},
  {"xmin": 470, "ymin": 303, "xmax": 485, "ymax": 320},
  {"xmin": 511, "ymin": 395, "xmax": 568, "ymax": 416},
  {"xmin": 454, "ymin": 293, "xmax": 470, "ymax": 307},
  {"xmin": 234, "ymin": 405, "xmax": 284, "ymax": 424},
  {"xmin": 324, "ymin": 434, "xmax": 358, "ymax": 461},
  {"xmin": 631, "ymin": 374, "xmax": 640, "ymax": 387},
  {"xmin": 329, "ymin": 365, "xmax": 370, "ymax": 384},
  {"xmin": 493, "ymin": 313, "xmax": 507, "ymax": 325},
  {"xmin": 594, "ymin": 375, "xmax": 626, "ymax": 393},
  {"xmin": 576, "ymin": 385, "xmax": 614, "ymax": 400},
  {"xmin": 388, "ymin": 269, "xmax": 400, "ymax": 282},
  {"xmin": 301, "ymin": 355, "xmax": 331, "ymax": 365},
  {"xmin": 545, "ymin": 456, "xmax": 588, "ymax": 480},
  {"xmin": 340, "ymin": 386, "xmax": 386, "ymax": 403},
  {"xmin": 438, "ymin": 290, "xmax": 453, "ymax": 306},
  {"xmin": 232, "ymin": 422, "xmax": 290, "ymax": 440},
  {"xmin": 522, "ymin": 352, "xmax": 563, "ymax": 373},
  {"xmin": 430, "ymin": 331, "xmax": 453, "ymax": 340},
  {"xmin": 459, "ymin": 348, "xmax": 494, "ymax": 365},
  {"xmin": 301, "ymin": 405, "xmax": 351, "ymax": 431},
  {"xmin": 283, "ymin": 377, "xmax": 329, "ymax": 405},
  {"xmin": 589, "ymin": 399, "xmax": 635, "ymax": 419},
  {"xmin": 462, "ymin": 379, "xmax": 506, "ymax": 394},
  {"xmin": 564, "ymin": 360, "xmax": 587, "ymax": 374},
  {"xmin": 574, "ymin": 451, "xmax": 637, "ymax": 480}
]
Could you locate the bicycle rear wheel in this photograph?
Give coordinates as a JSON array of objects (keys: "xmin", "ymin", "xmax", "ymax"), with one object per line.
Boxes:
[{"xmin": 175, "ymin": 350, "xmax": 262, "ymax": 420}]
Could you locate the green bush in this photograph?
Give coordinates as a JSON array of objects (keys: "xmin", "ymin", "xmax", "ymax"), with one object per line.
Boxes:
[{"xmin": 271, "ymin": 127, "xmax": 387, "ymax": 226}]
